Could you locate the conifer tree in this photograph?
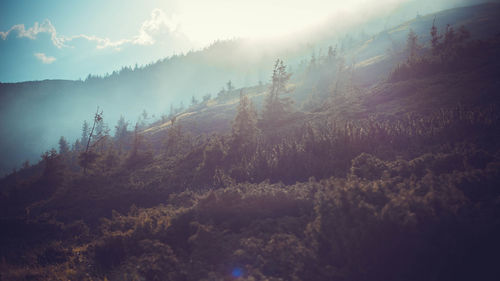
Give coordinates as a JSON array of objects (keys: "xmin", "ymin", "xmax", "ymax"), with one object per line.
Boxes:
[
  {"xmin": 191, "ymin": 95, "xmax": 199, "ymax": 106},
  {"xmin": 81, "ymin": 120, "xmax": 90, "ymax": 147},
  {"xmin": 164, "ymin": 121, "xmax": 184, "ymax": 157},
  {"xmin": 73, "ymin": 139, "xmax": 82, "ymax": 152},
  {"xmin": 79, "ymin": 108, "xmax": 103, "ymax": 174},
  {"xmin": 406, "ymin": 29, "xmax": 419, "ymax": 62},
  {"xmin": 168, "ymin": 103, "xmax": 175, "ymax": 118},
  {"xmin": 41, "ymin": 148, "xmax": 65, "ymax": 186},
  {"xmin": 114, "ymin": 116, "xmax": 129, "ymax": 141},
  {"xmin": 261, "ymin": 59, "xmax": 293, "ymax": 130},
  {"xmin": 198, "ymin": 135, "xmax": 227, "ymax": 183},
  {"xmin": 226, "ymin": 80, "xmax": 234, "ymax": 91},
  {"xmin": 327, "ymin": 45, "xmax": 337, "ymax": 63},
  {"xmin": 58, "ymin": 136, "xmax": 70, "ymax": 155},
  {"xmin": 130, "ymin": 122, "xmax": 142, "ymax": 159},
  {"xmin": 430, "ymin": 19, "xmax": 441, "ymax": 55},
  {"xmin": 114, "ymin": 116, "xmax": 129, "ymax": 152},
  {"xmin": 442, "ymin": 24, "xmax": 456, "ymax": 59},
  {"xmin": 231, "ymin": 90, "xmax": 258, "ymax": 156}
]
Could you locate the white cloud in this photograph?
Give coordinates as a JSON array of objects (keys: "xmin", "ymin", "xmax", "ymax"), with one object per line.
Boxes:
[
  {"xmin": 1, "ymin": 8, "xmax": 182, "ymax": 51},
  {"xmin": 133, "ymin": 8, "xmax": 179, "ymax": 45},
  {"xmin": 67, "ymin": 34, "xmax": 131, "ymax": 50},
  {"xmin": 34, "ymin": 52, "xmax": 56, "ymax": 64},
  {"xmin": 1, "ymin": 19, "xmax": 67, "ymax": 48}
]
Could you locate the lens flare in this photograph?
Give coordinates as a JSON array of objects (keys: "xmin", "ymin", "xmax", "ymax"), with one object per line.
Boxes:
[{"xmin": 232, "ymin": 267, "xmax": 243, "ymax": 278}]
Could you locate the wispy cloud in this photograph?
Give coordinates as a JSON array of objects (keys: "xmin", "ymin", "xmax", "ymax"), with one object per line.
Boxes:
[
  {"xmin": 0, "ymin": 19, "xmax": 66, "ymax": 48},
  {"xmin": 0, "ymin": 8, "xmax": 181, "ymax": 51},
  {"xmin": 67, "ymin": 34, "xmax": 132, "ymax": 50},
  {"xmin": 34, "ymin": 52, "xmax": 56, "ymax": 64}
]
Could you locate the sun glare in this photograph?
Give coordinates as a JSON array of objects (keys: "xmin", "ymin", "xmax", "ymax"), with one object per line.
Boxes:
[{"xmin": 175, "ymin": 0, "xmax": 406, "ymax": 45}]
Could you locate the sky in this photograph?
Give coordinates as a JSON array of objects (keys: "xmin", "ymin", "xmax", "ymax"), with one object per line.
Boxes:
[{"xmin": 0, "ymin": 0, "xmax": 481, "ymax": 82}]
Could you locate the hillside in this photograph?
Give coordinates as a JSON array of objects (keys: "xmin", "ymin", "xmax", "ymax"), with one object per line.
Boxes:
[
  {"xmin": 1, "ymin": 3, "xmax": 500, "ymax": 281},
  {"xmin": 2, "ymin": 3, "xmax": 500, "ymax": 176}
]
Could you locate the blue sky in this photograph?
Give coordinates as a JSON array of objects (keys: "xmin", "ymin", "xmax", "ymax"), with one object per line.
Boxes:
[
  {"xmin": 0, "ymin": 0, "xmax": 476, "ymax": 82},
  {"xmin": 0, "ymin": 0, "xmax": 194, "ymax": 82}
]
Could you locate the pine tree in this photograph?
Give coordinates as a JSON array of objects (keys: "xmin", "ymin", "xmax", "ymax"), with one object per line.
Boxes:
[
  {"xmin": 202, "ymin": 93, "xmax": 211, "ymax": 103},
  {"xmin": 198, "ymin": 135, "xmax": 227, "ymax": 184},
  {"xmin": 125, "ymin": 122, "xmax": 153, "ymax": 168},
  {"xmin": 327, "ymin": 45, "xmax": 337, "ymax": 63},
  {"xmin": 164, "ymin": 121, "xmax": 185, "ymax": 157},
  {"xmin": 168, "ymin": 103, "xmax": 175, "ymax": 118},
  {"xmin": 231, "ymin": 90, "xmax": 258, "ymax": 156},
  {"xmin": 58, "ymin": 136, "xmax": 70, "ymax": 155},
  {"xmin": 79, "ymin": 108, "xmax": 103, "ymax": 174},
  {"xmin": 114, "ymin": 116, "xmax": 129, "ymax": 151},
  {"xmin": 41, "ymin": 148, "xmax": 65, "ymax": 186},
  {"xmin": 406, "ymin": 29, "xmax": 419, "ymax": 62},
  {"xmin": 73, "ymin": 139, "xmax": 82, "ymax": 152},
  {"xmin": 443, "ymin": 24, "xmax": 456, "ymax": 57},
  {"xmin": 131, "ymin": 122, "xmax": 142, "ymax": 159},
  {"xmin": 226, "ymin": 80, "xmax": 234, "ymax": 92},
  {"xmin": 81, "ymin": 120, "xmax": 90, "ymax": 147},
  {"xmin": 261, "ymin": 59, "xmax": 293, "ymax": 131},
  {"xmin": 93, "ymin": 117, "xmax": 108, "ymax": 143},
  {"xmin": 191, "ymin": 95, "xmax": 199, "ymax": 106},
  {"xmin": 430, "ymin": 19, "xmax": 441, "ymax": 55},
  {"xmin": 114, "ymin": 116, "xmax": 129, "ymax": 140},
  {"xmin": 308, "ymin": 53, "xmax": 317, "ymax": 72},
  {"xmin": 142, "ymin": 109, "xmax": 148, "ymax": 120},
  {"xmin": 92, "ymin": 112, "xmax": 109, "ymax": 153}
]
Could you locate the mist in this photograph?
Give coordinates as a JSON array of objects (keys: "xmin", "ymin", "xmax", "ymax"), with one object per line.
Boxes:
[
  {"xmin": 1, "ymin": 0, "xmax": 500, "ymax": 279},
  {"xmin": 0, "ymin": 0, "xmax": 495, "ymax": 175}
]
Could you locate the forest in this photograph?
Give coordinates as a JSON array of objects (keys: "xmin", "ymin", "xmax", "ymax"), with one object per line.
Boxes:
[{"xmin": 1, "ymin": 2, "xmax": 500, "ymax": 281}]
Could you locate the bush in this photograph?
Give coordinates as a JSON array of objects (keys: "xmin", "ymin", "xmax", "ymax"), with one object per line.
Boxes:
[{"xmin": 351, "ymin": 153, "xmax": 388, "ymax": 180}]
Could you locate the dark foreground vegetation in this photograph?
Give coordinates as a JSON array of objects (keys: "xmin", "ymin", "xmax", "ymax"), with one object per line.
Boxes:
[{"xmin": 1, "ymin": 8, "xmax": 500, "ymax": 281}]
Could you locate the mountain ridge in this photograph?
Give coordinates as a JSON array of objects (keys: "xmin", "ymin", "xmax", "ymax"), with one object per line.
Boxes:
[{"xmin": 1, "ymin": 2, "xmax": 499, "ymax": 175}]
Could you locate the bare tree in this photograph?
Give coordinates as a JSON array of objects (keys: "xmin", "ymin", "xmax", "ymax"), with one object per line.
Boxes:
[{"xmin": 79, "ymin": 107, "xmax": 104, "ymax": 174}]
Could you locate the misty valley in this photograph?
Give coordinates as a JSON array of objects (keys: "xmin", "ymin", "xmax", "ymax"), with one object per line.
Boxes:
[{"xmin": 1, "ymin": 1, "xmax": 500, "ymax": 280}]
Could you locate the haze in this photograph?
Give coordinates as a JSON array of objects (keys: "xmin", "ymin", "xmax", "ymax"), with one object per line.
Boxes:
[
  {"xmin": 0, "ymin": 0, "xmax": 476, "ymax": 82},
  {"xmin": 0, "ymin": 0, "xmax": 492, "ymax": 175}
]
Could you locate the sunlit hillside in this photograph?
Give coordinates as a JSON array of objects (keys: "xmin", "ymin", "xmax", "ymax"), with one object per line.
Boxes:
[
  {"xmin": 1, "ymin": 1, "xmax": 500, "ymax": 280},
  {"xmin": 2, "ymin": 2, "xmax": 500, "ymax": 176}
]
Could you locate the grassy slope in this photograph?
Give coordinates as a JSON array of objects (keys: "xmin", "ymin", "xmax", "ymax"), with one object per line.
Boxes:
[
  {"xmin": 1, "ymin": 3, "xmax": 500, "ymax": 281},
  {"xmin": 141, "ymin": 3, "xmax": 500, "ymax": 144}
]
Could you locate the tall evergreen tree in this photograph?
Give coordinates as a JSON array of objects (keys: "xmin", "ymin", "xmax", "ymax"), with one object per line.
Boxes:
[
  {"xmin": 327, "ymin": 45, "xmax": 337, "ymax": 63},
  {"xmin": 191, "ymin": 95, "xmax": 199, "ymax": 106},
  {"xmin": 430, "ymin": 19, "xmax": 441, "ymax": 55},
  {"xmin": 226, "ymin": 80, "xmax": 234, "ymax": 91},
  {"xmin": 169, "ymin": 103, "xmax": 175, "ymax": 118},
  {"xmin": 40, "ymin": 148, "xmax": 65, "ymax": 187},
  {"xmin": 164, "ymin": 121, "xmax": 191, "ymax": 158},
  {"xmin": 58, "ymin": 136, "xmax": 70, "ymax": 155},
  {"xmin": 114, "ymin": 116, "xmax": 129, "ymax": 141},
  {"xmin": 81, "ymin": 120, "xmax": 90, "ymax": 148},
  {"xmin": 406, "ymin": 29, "xmax": 419, "ymax": 62},
  {"xmin": 442, "ymin": 24, "xmax": 456, "ymax": 58},
  {"xmin": 73, "ymin": 139, "xmax": 82, "ymax": 152},
  {"xmin": 131, "ymin": 122, "xmax": 142, "ymax": 159},
  {"xmin": 79, "ymin": 108, "xmax": 103, "ymax": 174},
  {"xmin": 261, "ymin": 59, "xmax": 293, "ymax": 131},
  {"xmin": 231, "ymin": 90, "xmax": 258, "ymax": 156},
  {"xmin": 114, "ymin": 116, "xmax": 129, "ymax": 151}
]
